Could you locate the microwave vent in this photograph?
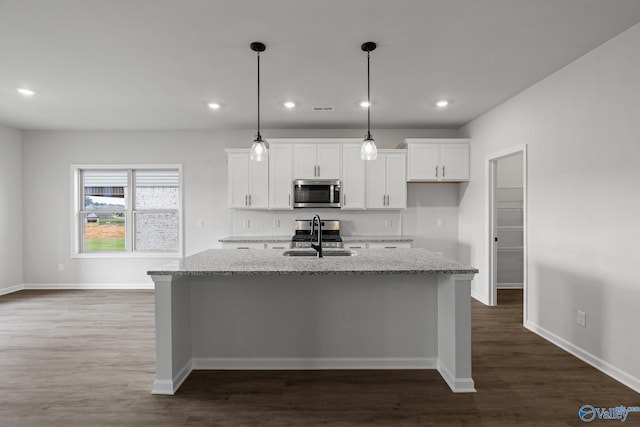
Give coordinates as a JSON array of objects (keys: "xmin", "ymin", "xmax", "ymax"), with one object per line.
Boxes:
[{"xmin": 312, "ymin": 106, "xmax": 335, "ymax": 112}]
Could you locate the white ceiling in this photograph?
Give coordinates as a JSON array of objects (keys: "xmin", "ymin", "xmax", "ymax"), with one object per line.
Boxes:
[{"xmin": 2, "ymin": 0, "xmax": 640, "ymax": 131}]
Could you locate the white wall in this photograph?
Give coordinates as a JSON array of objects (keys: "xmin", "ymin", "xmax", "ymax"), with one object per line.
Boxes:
[
  {"xmin": 497, "ymin": 153, "xmax": 523, "ymax": 188},
  {"xmin": 459, "ymin": 23, "xmax": 640, "ymax": 391},
  {"xmin": 22, "ymin": 128, "xmax": 459, "ymax": 285},
  {"xmin": 0, "ymin": 124, "xmax": 23, "ymax": 294}
]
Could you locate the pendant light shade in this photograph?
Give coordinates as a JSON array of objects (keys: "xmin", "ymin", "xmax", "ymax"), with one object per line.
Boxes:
[
  {"xmin": 250, "ymin": 42, "xmax": 268, "ymax": 161},
  {"xmin": 361, "ymin": 41, "xmax": 377, "ymax": 161}
]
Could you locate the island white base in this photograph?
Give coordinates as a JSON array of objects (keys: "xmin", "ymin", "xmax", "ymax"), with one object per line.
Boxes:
[{"xmin": 151, "ymin": 273, "xmax": 475, "ymax": 395}]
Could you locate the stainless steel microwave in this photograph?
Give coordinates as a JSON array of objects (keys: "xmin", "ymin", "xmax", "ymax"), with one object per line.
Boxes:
[{"xmin": 293, "ymin": 179, "xmax": 341, "ymax": 208}]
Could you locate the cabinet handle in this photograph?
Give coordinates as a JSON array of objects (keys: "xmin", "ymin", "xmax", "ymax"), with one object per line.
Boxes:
[
  {"xmin": 344, "ymin": 194, "xmax": 346, "ymax": 206},
  {"xmin": 435, "ymin": 165, "xmax": 438, "ymax": 178},
  {"xmin": 248, "ymin": 194, "xmax": 252, "ymax": 206},
  {"xmin": 245, "ymin": 194, "xmax": 248, "ymax": 206},
  {"xmin": 383, "ymin": 195, "xmax": 386, "ymax": 206},
  {"xmin": 443, "ymin": 165, "xmax": 446, "ymax": 178},
  {"xmin": 317, "ymin": 165, "xmax": 320, "ymax": 176},
  {"xmin": 387, "ymin": 195, "xmax": 390, "ymax": 206},
  {"xmin": 237, "ymin": 247, "xmax": 250, "ymax": 250},
  {"xmin": 385, "ymin": 246, "xmax": 397, "ymax": 249},
  {"xmin": 288, "ymin": 194, "xmax": 291, "ymax": 206}
]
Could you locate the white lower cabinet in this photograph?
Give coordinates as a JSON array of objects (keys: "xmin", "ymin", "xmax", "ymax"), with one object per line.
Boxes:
[
  {"xmin": 345, "ymin": 241, "xmax": 412, "ymax": 249},
  {"xmin": 366, "ymin": 242, "xmax": 412, "ymax": 249},
  {"xmin": 266, "ymin": 242, "xmax": 290, "ymax": 250},
  {"xmin": 220, "ymin": 242, "xmax": 266, "ymax": 249}
]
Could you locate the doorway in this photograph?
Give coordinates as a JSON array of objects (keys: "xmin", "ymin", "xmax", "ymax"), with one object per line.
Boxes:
[{"xmin": 487, "ymin": 146, "xmax": 527, "ymax": 323}]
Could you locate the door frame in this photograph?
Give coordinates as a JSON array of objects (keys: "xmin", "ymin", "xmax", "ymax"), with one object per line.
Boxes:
[{"xmin": 486, "ymin": 145, "xmax": 528, "ymax": 323}]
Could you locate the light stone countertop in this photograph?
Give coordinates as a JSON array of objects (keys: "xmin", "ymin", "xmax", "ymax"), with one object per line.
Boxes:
[
  {"xmin": 148, "ymin": 248, "xmax": 478, "ymax": 277},
  {"xmin": 218, "ymin": 235, "xmax": 414, "ymax": 243}
]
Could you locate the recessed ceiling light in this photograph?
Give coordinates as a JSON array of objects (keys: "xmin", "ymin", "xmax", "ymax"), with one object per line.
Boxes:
[
  {"xmin": 17, "ymin": 88, "xmax": 36, "ymax": 96},
  {"xmin": 283, "ymin": 101, "xmax": 296, "ymax": 109},
  {"xmin": 360, "ymin": 101, "xmax": 370, "ymax": 108},
  {"xmin": 435, "ymin": 99, "xmax": 450, "ymax": 108},
  {"xmin": 207, "ymin": 102, "xmax": 221, "ymax": 110}
]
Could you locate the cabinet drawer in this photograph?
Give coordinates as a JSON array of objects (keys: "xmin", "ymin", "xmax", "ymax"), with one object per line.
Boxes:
[
  {"xmin": 367, "ymin": 242, "xmax": 412, "ymax": 249},
  {"xmin": 221, "ymin": 242, "xmax": 266, "ymax": 250},
  {"xmin": 266, "ymin": 242, "xmax": 291, "ymax": 250}
]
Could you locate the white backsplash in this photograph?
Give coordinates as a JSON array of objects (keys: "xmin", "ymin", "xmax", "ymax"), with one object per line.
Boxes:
[{"xmin": 232, "ymin": 209, "xmax": 403, "ymax": 236}]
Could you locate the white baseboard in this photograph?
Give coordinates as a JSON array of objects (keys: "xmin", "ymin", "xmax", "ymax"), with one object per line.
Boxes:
[
  {"xmin": 525, "ymin": 320, "xmax": 640, "ymax": 393},
  {"xmin": 0, "ymin": 284, "xmax": 25, "ymax": 296},
  {"xmin": 497, "ymin": 282, "xmax": 523, "ymax": 289},
  {"xmin": 152, "ymin": 359, "xmax": 192, "ymax": 395},
  {"xmin": 176, "ymin": 357, "xmax": 476, "ymax": 395},
  {"xmin": 23, "ymin": 283, "xmax": 153, "ymax": 290},
  {"xmin": 471, "ymin": 289, "xmax": 490, "ymax": 305},
  {"xmin": 437, "ymin": 360, "xmax": 476, "ymax": 393},
  {"xmin": 191, "ymin": 357, "xmax": 437, "ymax": 370}
]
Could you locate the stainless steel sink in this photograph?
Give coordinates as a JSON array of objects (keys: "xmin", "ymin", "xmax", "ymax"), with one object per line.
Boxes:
[{"xmin": 282, "ymin": 249, "xmax": 356, "ymax": 257}]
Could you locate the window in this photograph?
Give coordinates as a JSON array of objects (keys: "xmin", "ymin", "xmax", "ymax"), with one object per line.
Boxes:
[{"xmin": 72, "ymin": 165, "xmax": 182, "ymax": 257}]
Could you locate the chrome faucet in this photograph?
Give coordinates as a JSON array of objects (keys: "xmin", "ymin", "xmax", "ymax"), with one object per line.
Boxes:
[{"xmin": 310, "ymin": 215, "xmax": 323, "ymax": 258}]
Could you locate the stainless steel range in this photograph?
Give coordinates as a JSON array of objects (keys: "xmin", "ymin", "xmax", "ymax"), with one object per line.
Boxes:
[{"xmin": 291, "ymin": 219, "xmax": 343, "ymax": 248}]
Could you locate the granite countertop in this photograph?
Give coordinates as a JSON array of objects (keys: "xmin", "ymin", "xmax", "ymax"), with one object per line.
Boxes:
[
  {"xmin": 148, "ymin": 248, "xmax": 478, "ymax": 277},
  {"xmin": 219, "ymin": 235, "xmax": 414, "ymax": 243}
]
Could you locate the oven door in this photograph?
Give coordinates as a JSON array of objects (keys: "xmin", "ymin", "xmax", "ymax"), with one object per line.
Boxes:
[{"xmin": 293, "ymin": 179, "xmax": 341, "ymax": 208}]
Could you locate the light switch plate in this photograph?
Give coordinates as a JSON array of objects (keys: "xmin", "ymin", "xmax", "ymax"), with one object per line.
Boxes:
[{"xmin": 577, "ymin": 310, "xmax": 586, "ymax": 327}]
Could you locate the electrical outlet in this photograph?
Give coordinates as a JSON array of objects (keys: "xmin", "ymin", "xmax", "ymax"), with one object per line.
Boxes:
[
  {"xmin": 577, "ymin": 310, "xmax": 586, "ymax": 328},
  {"xmin": 58, "ymin": 264, "xmax": 64, "ymax": 272},
  {"xmin": 437, "ymin": 218, "xmax": 444, "ymax": 227},
  {"xmin": 196, "ymin": 219, "xmax": 204, "ymax": 228}
]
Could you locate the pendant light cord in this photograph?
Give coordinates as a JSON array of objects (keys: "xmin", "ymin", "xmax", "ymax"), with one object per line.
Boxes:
[
  {"xmin": 367, "ymin": 50, "xmax": 371, "ymax": 139},
  {"xmin": 257, "ymin": 50, "xmax": 261, "ymax": 138}
]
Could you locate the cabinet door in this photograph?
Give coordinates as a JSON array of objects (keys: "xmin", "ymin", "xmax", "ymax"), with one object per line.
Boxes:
[
  {"xmin": 365, "ymin": 155, "xmax": 387, "ymax": 209},
  {"xmin": 269, "ymin": 144, "xmax": 293, "ymax": 209},
  {"xmin": 316, "ymin": 144, "xmax": 341, "ymax": 179},
  {"xmin": 440, "ymin": 144, "xmax": 469, "ymax": 181},
  {"xmin": 407, "ymin": 144, "xmax": 439, "ymax": 181},
  {"xmin": 293, "ymin": 144, "xmax": 317, "ymax": 179},
  {"xmin": 341, "ymin": 144, "xmax": 366, "ymax": 209},
  {"xmin": 248, "ymin": 157, "xmax": 269, "ymax": 208},
  {"xmin": 385, "ymin": 153, "xmax": 407, "ymax": 209},
  {"xmin": 227, "ymin": 152, "xmax": 249, "ymax": 207}
]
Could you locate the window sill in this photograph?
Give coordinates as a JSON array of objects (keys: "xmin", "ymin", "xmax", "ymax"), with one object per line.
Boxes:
[{"xmin": 71, "ymin": 252, "xmax": 183, "ymax": 259}]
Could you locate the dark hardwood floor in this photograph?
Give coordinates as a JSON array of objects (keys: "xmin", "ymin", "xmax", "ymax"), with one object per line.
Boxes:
[{"xmin": 0, "ymin": 289, "xmax": 637, "ymax": 426}]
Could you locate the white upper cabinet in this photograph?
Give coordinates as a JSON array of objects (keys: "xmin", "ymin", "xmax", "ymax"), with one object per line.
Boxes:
[
  {"xmin": 365, "ymin": 150, "xmax": 407, "ymax": 209},
  {"xmin": 268, "ymin": 144, "xmax": 293, "ymax": 209},
  {"xmin": 226, "ymin": 149, "xmax": 268, "ymax": 208},
  {"xmin": 402, "ymin": 138, "xmax": 470, "ymax": 182},
  {"xmin": 341, "ymin": 144, "xmax": 366, "ymax": 209},
  {"xmin": 293, "ymin": 143, "xmax": 341, "ymax": 179}
]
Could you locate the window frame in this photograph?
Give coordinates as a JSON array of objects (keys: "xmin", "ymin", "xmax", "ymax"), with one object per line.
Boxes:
[{"xmin": 71, "ymin": 164, "xmax": 183, "ymax": 259}]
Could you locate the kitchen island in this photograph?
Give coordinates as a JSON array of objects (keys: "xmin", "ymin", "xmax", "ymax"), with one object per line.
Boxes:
[{"xmin": 148, "ymin": 248, "xmax": 478, "ymax": 395}]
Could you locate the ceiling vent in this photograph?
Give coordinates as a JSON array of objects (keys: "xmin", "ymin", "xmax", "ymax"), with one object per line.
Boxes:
[{"xmin": 312, "ymin": 106, "xmax": 335, "ymax": 112}]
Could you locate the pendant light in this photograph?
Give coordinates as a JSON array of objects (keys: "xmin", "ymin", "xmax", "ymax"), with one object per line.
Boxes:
[
  {"xmin": 360, "ymin": 41, "xmax": 377, "ymax": 161},
  {"xmin": 250, "ymin": 41, "xmax": 268, "ymax": 161}
]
